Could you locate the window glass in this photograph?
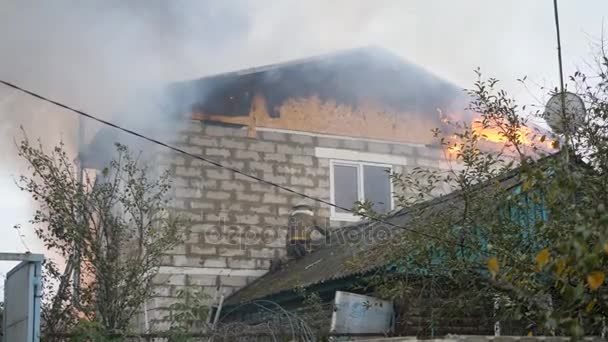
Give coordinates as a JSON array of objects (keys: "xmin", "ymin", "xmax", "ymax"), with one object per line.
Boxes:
[
  {"xmin": 333, "ymin": 164, "xmax": 359, "ymax": 213},
  {"xmin": 363, "ymin": 165, "xmax": 391, "ymax": 213}
]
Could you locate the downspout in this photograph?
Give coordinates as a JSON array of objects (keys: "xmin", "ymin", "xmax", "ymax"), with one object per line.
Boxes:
[{"xmin": 73, "ymin": 115, "xmax": 84, "ymax": 308}]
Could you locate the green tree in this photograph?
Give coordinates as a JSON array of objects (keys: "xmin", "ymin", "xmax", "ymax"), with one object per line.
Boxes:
[
  {"xmin": 16, "ymin": 138, "xmax": 185, "ymax": 338},
  {"xmin": 361, "ymin": 47, "xmax": 608, "ymax": 337}
]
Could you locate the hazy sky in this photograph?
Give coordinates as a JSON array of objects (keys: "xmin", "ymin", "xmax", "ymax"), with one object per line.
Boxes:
[{"xmin": 0, "ymin": 0, "xmax": 607, "ymax": 276}]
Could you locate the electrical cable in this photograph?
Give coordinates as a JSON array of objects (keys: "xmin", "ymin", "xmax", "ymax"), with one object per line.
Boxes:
[{"xmin": 0, "ymin": 79, "xmax": 477, "ymax": 250}]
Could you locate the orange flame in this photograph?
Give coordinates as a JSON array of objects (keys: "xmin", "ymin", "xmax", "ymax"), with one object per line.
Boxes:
[{"xmin": 446, "ymin": 118, "xmax": 554, "ymax": 156}]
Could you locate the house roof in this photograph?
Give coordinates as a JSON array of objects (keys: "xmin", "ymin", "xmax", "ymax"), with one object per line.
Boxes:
[
  {"xmin": 82, "ymin": 46, "xmax": 466, "ymax": 169},
  {"xmin": 222, "ymin": 156, "xmax": 555, "ymax": 307},
  {"xmin": 168, "ymin": 46, "xmax": 465, "ymax": 118},
  {"xmin": 221, "ymin": 201, "xmax": 442, "ymax": 307}
]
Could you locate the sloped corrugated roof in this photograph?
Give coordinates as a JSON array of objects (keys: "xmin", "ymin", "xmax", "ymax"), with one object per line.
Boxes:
[
  {"xmin": 223, "ymin": 194, "xmax": 467, "ymax": 306},
  {"xmin": 223, "ymin": 162, "xmax": 535, "ymax": 306}
]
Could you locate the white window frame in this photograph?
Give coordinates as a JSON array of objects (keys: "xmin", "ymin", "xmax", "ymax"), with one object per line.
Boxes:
[{"xmin": 329, "ymin": 159, "xmax": 394, "ymax": 222}]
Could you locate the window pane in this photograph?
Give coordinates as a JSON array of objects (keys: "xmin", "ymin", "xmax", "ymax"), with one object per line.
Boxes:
[
  {"xmin": 333, "ymin": 164, "xmax": 358, "ymax": 213},
  {"xmin": 363, "ymin": 165, "xmax": 391, "ymax": 213}
]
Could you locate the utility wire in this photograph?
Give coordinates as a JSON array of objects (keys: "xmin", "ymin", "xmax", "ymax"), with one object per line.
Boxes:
[{"xmin": 0, "ymin": 79, "xmax": 470, "ymax": 249}]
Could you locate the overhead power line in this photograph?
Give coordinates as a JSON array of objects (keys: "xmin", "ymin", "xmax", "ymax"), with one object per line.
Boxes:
[{"xmin": 0, "ymin": 78, "xmax": 469, "ymax": 249}]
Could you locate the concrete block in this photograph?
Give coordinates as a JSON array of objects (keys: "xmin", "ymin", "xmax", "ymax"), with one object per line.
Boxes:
[
  {"xmin": 190, "ymin": 201, "xmax": 216, "ymax": 210},
  {"xmin": 175, "ymin": 187, "xmax": 203, "ymax": 199},
  {"xmin": 304, "ymin": 187, "xmax": 329, "ymax": 199},
  {"xmin": 189, "ymin": 136, "xmax": 218, "ymax": 147},
  {"xmin": 202, "ymin": 257, "xmax": 227, "ymax": 268},
  {"xmin": 235, "ymin": 150, "xmax": 261, "ymax": 161},
  {"xmin": 205, "ymin": 147, "xmax": 231, "ymax": 158},
  {"xmin": 219, "ymin": 202, "xmax": 243, "ymax": 211},
  {"xmin": 391, "ymin": 144, "xmax": 415, "ymax": 155},
  {"xmin": 187, "ymin": 232, "xmax": 201, "ymax": 244},
  {"xmin": 304, "ymin": 167, "xmax": 328, "ymax": 177},
  {"xmin": 205, "ymin": 169, "xmax": 232, "ymax": 180},
  {"xmin": 175, "ymin": 145, "xmax": 203, "ymax": 155},
  {"xmin": 248, "ymin": 141, "xmax": 276, "ymax": 153},
  {"xmin": 263, "ymin": 193, "xmax": 288, "ymax": 204},
  {"xmin": 190, "ymin": 179, "xmax": 218, "ymax": 189},
  {"xmin": 342, "ymin": 139, "xmax": 366, "ymax": 150},
  {"xmin": 205, "ymin": 212, "xmax": 230, "ymax": 222},
  {"xmin": 236, "ymin": 192, "xmax": 262, "ymax": 202},
  {"xmin": 167, "ymin": 274, "xmax": 187, "ymax": 286},
  {"xmin": 250, "ymin": 248, "xmax": 276, "ymax": 258},
  {"xmin": 267, "ymin": 236, "xmax": 287, "ymax": 248},
  {"xmin": 277, "ymin": 165, "xmax": 303, "ymax": 175},
  {"xmin": 249, "ymin": 205, "xmax": 272, "ymax": 214},
  {"xmin": 216, "ymin": 160, "xmax": 246, "ymax": 169},
  {"xmin": 153, "ymin": 273, "xmax": 187, "ymax": 287},
  {"xmin": 318, "ymin": 178, "xmax": 330, "ymax": 188},
  {"xmin": 290, "ymin": 175, "xmax": 314, "ymax": 187},
  {"xmin": 218, "ymin": 247, "xmax": 246, "ymax": 257},
  {"xmin": 205, "ymin": 191, "xmax": 231, "ymax": 200},
  {"xmin": 228, "ymin": 258, "xmax": 257, "ymax": 269},
  {"xmin": 289, "ymin": 134, "xmax": 315, "ymax": 145},
  {"xmin": 220, "ymin": 180, "xmax": 246, "ymax": 192},
  {"xmin": 166, "ymin": 244, "xmax": 186, "ymax": 255},
  {"xmin": 173, "ymin": 255, "xmax": 202, "ymax": 267},
  {"xmin": 317, "ymin": 159, "xmax": 330, "ymax": 168},
  {"xmin": 220, "ymin": 138, "xmax": 247, "ymax": 149},
  {"xmin": 187, "ymin": 274, "xmax": 218, "ymax": 286},
  {"xmin": 263, "ymin": 216, "xmax": 288, "ymax": 226},
  {"xmin": 152, "ymin": 285, "xmax": 171, "ymax": 297},
  {"xmin": 261, "ymin": 131, "xmax": 287, "ymax": 142},
  {"xmin": 160, "ymin": 255, "xmax": 173, "ymax": 266},
  {"xmin": 263, "ymin": 153, "xmax": 287, "ymax": 162},
  {"xmin": 190, "ymin": 223, "xmax": 214, "ymax": 233},
  {"xmin": 291, "ymin": 155, "xmax": 314, "ymax": 166},
  {"xmin": 367, "ymin": 141, "xmax": 391, "ymax": 154},
  {"xmin": 204, "ymin": 124, "xmax": 247, "ymax": 137},
  {"xmin": 189, "ymin": 245, "xmax": 217, "ymax": 255},
  {"xmin": 277, "ymin": 206, "xmax": 292, "ymax": 216},
  {"xmin": 261, "ymin": 173, "xmax": 287, "ymax": 184},
  {"xmin": 317, "ymin": 137, "xmax": 342, "ymax": 148},
  {"xmin": 175, "ymin": 166, "xmax": 200, "ymax": 177},
  {"xmin": 277, "ymin": 144, "xmax": 314, "ymax": 156},
  {"xmin": 250, "ymin": 182, "xmax": 274, "ymax": 193},
  {"xmin": 235, "ymin": 214, "xmax": 260, "ymax": 225},
  {"xmin": 247, "ymin": 161, "xmax": 274, "ymax": 173}
]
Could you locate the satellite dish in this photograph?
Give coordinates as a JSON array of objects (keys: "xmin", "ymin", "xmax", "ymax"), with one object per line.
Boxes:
[{"xmin": 543, "ymin": 91, "xmax": 585, "ymax": 134}]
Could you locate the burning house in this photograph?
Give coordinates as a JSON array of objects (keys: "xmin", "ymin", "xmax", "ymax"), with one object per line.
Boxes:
[{"xmin": 84, "ymin": 46, "xmax": 473, "ymax": 330}]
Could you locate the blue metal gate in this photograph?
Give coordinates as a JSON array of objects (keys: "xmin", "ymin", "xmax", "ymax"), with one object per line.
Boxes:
[{"xmin": 2, "ymin": 253, "xmax": 43, "ymax": 342}]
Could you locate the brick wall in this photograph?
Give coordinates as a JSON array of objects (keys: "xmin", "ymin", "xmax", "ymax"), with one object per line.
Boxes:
[{"xmin": 144, "ymin": 120, "xmax": 453, "ymax": 330}]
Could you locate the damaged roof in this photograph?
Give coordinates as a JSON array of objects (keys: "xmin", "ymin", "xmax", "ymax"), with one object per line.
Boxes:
[
  {"xmin": 169, "ymin": 46, "xmax": 465, "ymax": 118},
  {"xmin": 82, "ymin": 46, "xmax": 465, "ymax": 169}
]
